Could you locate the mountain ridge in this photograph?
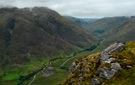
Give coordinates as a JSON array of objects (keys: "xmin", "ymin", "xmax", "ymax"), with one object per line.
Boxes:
[
  {"xmin": 66, "ymin": 16, "xmax": 135, "ymax": 51},
  {"xmin": 0, "ymin": 7, "xmax": 100, "ymax": 69}
]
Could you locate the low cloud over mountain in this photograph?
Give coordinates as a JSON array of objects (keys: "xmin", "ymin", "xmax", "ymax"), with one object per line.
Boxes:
[{"xmin": 0, "ymin": 0, "xmax": 135, "ymax": 18}]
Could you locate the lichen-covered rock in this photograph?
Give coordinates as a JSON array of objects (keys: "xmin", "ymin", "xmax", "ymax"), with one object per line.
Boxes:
[
  {"xmin": 105, "ymin": 58, "xmax": 115, "ymax": 63},
  {"xmin": 111, "ymin": 43, "xmax": 125, "ymax": 52},
  {"xmin": 100, "ymin": 53, "xmax": 112, "ymax": 63},
  {"xmin": 100, "ymin": 42, "xmax": 125, "ymax": 63},
  {"xmin": 102, "ymin": 42, "xmax": 125, "ymax": 53},
  {"xmin": 91, "ymin": 78, "xmax": 100, "ymax": 85},
  {"xmin": 97, "ymin": 43, "xmax": 124, "ymax": 80},
  {"xmin": 103, "ymin": 43, "xmax": 118, "ymax": 53},
  {"xmin": 97, "ymin": 66, "xmax": 121, "ymax": 79},
  {"xmin": 111, "ymin": 63, "xmax": 122, "ymax": 71}
]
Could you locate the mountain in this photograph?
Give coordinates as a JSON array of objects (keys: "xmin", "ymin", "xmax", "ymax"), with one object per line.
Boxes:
[
  {"xmin": 82, "ymin": 16, "xmax": 135, "ymax": 39},
  {"xmin": 102, "ymin": 17, "xmax": 135, "ymax": 44},
  {"xmin": 0, "ymin": 7, "xmax": 99, "ymax": 65},
  {"xmin": 65, "ymin": 41, "xmax": 135, "ymax": 85},
  {"xmin": 83, "ymin": 17, "xmax": 128, "ymax": 34},
  {"xmin": 87, "ymin": 16, "xmax": 135, "ymax": 49},
  {"xmin": 66, "ymin": 16, "xmax": 135, "ymax": 50},
  {"xmin": 0, "ymin": 7, "xmax": 100, "ymax": 85},
  {"xmin": 64, "ymin": 16, "xmax": 97, "ymax": 27}
]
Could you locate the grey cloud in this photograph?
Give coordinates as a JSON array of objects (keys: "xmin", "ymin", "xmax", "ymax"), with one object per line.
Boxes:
[{"xmin": 0, "ymin": 0, "xmax": 135, "ymax": 18}]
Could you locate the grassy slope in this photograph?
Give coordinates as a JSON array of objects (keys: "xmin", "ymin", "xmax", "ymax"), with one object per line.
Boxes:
[
  {"xmin": 0, "ymin": 57, "xmax": 49, "ymax": 85},
  {"xmin": 32, "ymin": 68, "xmax": 68, "ymax": 85}
]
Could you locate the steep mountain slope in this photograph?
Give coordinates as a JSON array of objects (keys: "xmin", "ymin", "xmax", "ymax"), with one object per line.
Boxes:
[
  {"xmin": 103, "ymin": 17, "xmax": 135, "ymax": 44},
  {"xmin": 83, "ymin": 17, "xmax": 135, "ymax": 41},
  {"xmin": 84, "ymin": 17, "xmax": 129, "ymax": 35},
  {"xmin": 0, "ymin": 7, "xmax": 99, "ymax": 65},
  {"xmin": 89, "ymin": 17, "xmax": 135, "ymax": 50},
  {"xmin": 67, "ymin": 16, "xmax": 135, "ymax": 51},
  {"xmin": 65, "ymin": 41, "xmax": 135, "ymax": 85}
]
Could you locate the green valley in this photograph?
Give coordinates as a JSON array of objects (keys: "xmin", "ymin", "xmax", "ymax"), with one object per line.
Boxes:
[{"xmin": 0, "ymin": 4, "xmax": 135, "ymax": 85}]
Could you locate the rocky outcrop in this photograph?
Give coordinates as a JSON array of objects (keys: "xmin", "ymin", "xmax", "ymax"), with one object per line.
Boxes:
[
  {"xmin": 97, "ymin": 63, "xmax": 122, "ymax": 79},
  {"xmin": 100, "ymin": 42, "xmax": 125, "ymax": 63},
  {"xmin": 91, "ymin": 43, "xmax": 125, "ymax": 85},
  {"xmin": 67, "ymin": 42, "xmax": 125, "ymax": 85},
  {"xmin": 91, "ymin": 78, "xmax": 100, "ymax": 85}
]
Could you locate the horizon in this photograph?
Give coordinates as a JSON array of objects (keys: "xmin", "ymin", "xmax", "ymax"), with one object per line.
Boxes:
[
  {"xmin": 0, "ymin": 0, "xmax": 135, "ymax": 18},
  {"xmin": 0, "ymin": 6, "xmax": 135, "ymax": 19}
]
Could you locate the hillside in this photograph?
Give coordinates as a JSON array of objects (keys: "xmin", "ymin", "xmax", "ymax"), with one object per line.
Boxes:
[
  {"xmin": 0, "ymin": 7, "xmax": 99, "ymax": 85},
  {"xmin": 65, "ymin": 41, "xmax": 135, "ymax": 85},
  {"xmin": 66, "ymin": 16, "xmax": 135, "ymax": 51},
  {"xmin": 0, "ymin": 7, "xmax": 99, "ymax": 65},
  {"xmin": 84, "ymin": 17, "xmax": 128, "ymax": 34},
  {"xmin": 88, "ymin": 17, "xmax": 135, "ymax": 50},
  {"xmin": 103, "ymin": 17, "xmax": 135, "ymax": 45},
  {"xmin": 81, "ymin": 16, "xmax": 135, "ymax": 43}
]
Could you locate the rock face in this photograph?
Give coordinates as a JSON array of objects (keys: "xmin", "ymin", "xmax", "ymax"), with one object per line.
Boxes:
[
  {"xmin": 66, "ymin": 42, "xmax": 125, "ymax": 85},
  {"xmin": 100, "ymin": 42, "xmax": 125, "ymax": 63},
  {"xmin": 91, "ymin": 78, "xmax": 100, "ymax": 85},
  {"xmin": 97, "ymin": 62, "xmax": 122, "ymax": 80},
  {"xmin": 92, "ymin": 43, "xmax": 125, "ymax": 85}
]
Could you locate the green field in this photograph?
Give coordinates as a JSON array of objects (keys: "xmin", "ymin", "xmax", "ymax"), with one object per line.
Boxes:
[
  {"xmin": 32, "ymin": 68, "xmax": 68, "ymax": 85},
  {"xmin": 0, "ymin": 52, "xmax": 93, "ymax": 85},
  {"xmin": 2, "ymin": 73, "xmax": 19, "ymax": 81}
]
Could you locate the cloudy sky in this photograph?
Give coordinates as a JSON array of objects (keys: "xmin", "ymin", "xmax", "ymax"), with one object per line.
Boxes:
[{"xmin": 0, "ymin": 0, "xmax": 135, "ymax": 18}]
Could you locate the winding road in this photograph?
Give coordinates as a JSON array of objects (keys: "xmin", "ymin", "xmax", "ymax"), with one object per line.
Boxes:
[{"xmin": 27, "ymin": 62, "xmax": 50, "ymax": 85}]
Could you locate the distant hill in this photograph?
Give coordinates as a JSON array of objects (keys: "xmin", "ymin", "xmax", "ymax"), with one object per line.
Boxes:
[
  {"xmin": 66, "ymin": 16, "xmax": 135, "ymax": 50},
  {"xmin": 64, "ymin": 16, "xmax": 97, "ymax": 27},
  {"xmin": 84, "ymin": 17, "xmax": 129, "ymax": 35},
  {"xmin": 102, "ymin": 17, "xmax": 135, "ymax": 44},
  {"xmin": 86, "ymin": 16, "xmax": 135, "ymax": 47},
  {"xmin": 0, "ymin": 7, "xmax": 99, "ymax": 65}
]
